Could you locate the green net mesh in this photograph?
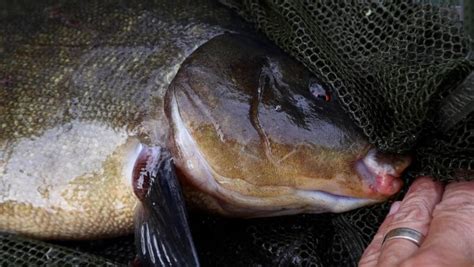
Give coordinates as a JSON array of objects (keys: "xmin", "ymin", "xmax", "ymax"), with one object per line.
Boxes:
[
  {"xmin": 0, "ymin": 233, "xmax": 121, "ymax": 266},
  {"xmin": 222, "ymin": 0, "xmax": 474, "ymax": 181}
]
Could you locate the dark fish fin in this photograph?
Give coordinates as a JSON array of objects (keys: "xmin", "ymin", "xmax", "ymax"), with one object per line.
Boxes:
[{"xmin": 133, "ymin": 147, "xmax": 199, "ymax": 267}]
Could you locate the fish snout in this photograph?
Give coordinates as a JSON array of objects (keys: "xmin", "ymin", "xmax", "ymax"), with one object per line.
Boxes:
[{"xmin": 356, "ymin": 149, "xmax": 412, "ymax": 198}]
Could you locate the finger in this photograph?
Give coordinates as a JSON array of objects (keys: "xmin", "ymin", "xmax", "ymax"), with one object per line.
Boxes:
[
  {"xmin": 376, "ymin": 176, "xmax": 443, "ymax": 267},
  {"xmin": 359, "ymin": 177, "xmax": 442, "ymax": 267},
  {"xmin": 359, "ymin": 201, "xmax": 401, "ymax": 267},
  {"xmin": 404, "ymin": 181, "xmax": 474, "ymax": 267}
]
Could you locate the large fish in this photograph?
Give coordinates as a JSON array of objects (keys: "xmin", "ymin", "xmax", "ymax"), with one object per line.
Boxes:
[{"xmin": 0, "ymin": 0, "xmax": 411, "ymax": 245}]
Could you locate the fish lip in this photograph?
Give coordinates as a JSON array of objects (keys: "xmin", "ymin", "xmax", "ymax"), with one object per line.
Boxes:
[
  {"xmin": 355, "ymin": 159, "xmax": 395, "ymax": 197},
  {"xmin": 355, "ymin": 149, "xmax": 412, "ymax": 196},
  {"xmin": 363, "ymin": 149, "xmax": 412, "ymax": 177}
]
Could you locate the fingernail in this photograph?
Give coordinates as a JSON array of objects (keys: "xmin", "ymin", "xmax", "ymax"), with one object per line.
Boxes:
[{"xmin": 388, "ymin": 201, "xmax": 401, "ymax": 215}]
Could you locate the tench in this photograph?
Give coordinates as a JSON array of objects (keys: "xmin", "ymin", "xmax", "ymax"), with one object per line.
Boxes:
[{"xmin": 0, "ymin": 0, "xmax": 411, "ymax": 245}]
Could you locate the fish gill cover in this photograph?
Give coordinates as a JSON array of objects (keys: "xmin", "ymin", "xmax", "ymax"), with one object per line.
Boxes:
[{"xmin": 222, "ymin": 0, "xmax": 474, "ymax": 181}]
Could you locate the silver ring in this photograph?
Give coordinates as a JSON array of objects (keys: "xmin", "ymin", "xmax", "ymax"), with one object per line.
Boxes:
[{"xmin": 382, "ymin": 227, "xmax": 425, "ymax": 247}]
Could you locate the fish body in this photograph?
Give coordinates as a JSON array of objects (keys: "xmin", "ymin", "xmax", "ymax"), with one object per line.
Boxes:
[{"xmin": 0, "ymin": 1, "xmax": 410, "ymax": 239}]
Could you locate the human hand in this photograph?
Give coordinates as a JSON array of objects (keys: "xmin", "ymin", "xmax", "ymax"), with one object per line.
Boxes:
[{"xmin": 359, "ymin": 176, "xmax": 474, "ymax": 267}]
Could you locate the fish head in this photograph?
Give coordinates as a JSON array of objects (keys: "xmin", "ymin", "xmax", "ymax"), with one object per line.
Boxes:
[{"xmin": 166, "ymin": 34, "xmax": 411, "ymax": 217}]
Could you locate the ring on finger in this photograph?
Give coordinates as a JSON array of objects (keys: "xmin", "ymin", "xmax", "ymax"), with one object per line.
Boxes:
[{"xmin": 382, "ymin": 227, "xmax": 425, "ymax": 247}]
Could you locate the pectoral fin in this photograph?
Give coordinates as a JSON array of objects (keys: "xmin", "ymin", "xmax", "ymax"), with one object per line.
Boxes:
[{"xmin": 133, "ymin": 147, "xmax": 199, "ymax": 267}]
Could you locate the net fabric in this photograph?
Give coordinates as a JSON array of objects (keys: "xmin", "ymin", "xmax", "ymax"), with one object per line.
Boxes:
[
  {"xmin": 223, "ymin": 0, "xmax": 474, "ymax": 181},
  {"xmin": 329, "ymin": 202, "xmax": 390, "ymax": 266},
  {"xmin": 0, "ymin": 233, "xmax": 121, "ymax": 266},
  {"xmin": 191, "ymin": 212, "xmax": 356, "ymax": 267},
  {"xmin": 53, "ymin": 235, "xmax": 136, "ymax": 265}
]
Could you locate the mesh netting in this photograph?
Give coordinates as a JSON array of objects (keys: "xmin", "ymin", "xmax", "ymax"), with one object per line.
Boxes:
[
  {"xmin": 222, "ymin": 0, "xmax": 474, "ymax": 181},
  {"xmin": 0, "ymin": 233, "xmax": 121, "ymax": 266}
]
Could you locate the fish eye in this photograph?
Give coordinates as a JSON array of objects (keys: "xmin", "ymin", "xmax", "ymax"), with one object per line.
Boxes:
[{"xmin": 309, "ymin": 80, "xmax": 331, "ymax": 102}]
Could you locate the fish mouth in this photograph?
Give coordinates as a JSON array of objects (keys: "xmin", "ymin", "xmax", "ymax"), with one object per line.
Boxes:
[{"xmin": 355, "ymin": 149, "xmax": 412, "ymax": 198}]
